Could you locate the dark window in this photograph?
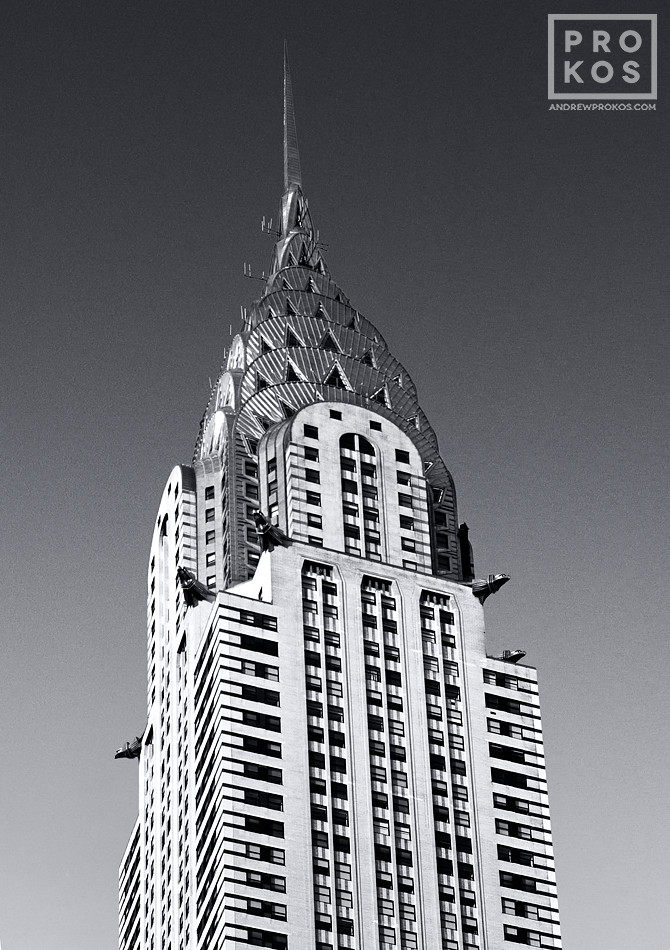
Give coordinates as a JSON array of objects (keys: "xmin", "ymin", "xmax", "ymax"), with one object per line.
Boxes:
[
  {"xmin": 330, "ymin": 410, "xmax": 342, "ymax": 420},
  {"xmin": 244, "ymin": 763, "xmax": 282, "ymax": 784},
  {"xmin": 499, "ymin": 872, "xmax": 541, "ymax": 894},
  {"xmin": 243, "ymin": 736, "xmax": 282, "ymax": 758},
  {"xmin": 305, "ymin": 468, "xmax": 320, "ymax": 483},
  {"xmin": 497, "ymin": 845, "xmax": 536, "ymax": 867},
  {"xmin": 490, "ymin": 743, "xmax": 527, "ymax": 765},
  {"xmin": 245, "ymin": 928, "xmax": 287, "ymax": 949},
  {"xmin": 245, "ymin": 788, "xmax": 283, "ymax": 810},
  {"xmin": 331, "ymin": 780, "xmax": 348, "ymax": 799},
  {"xmin": 395, "ymin": 449, "xmax": 410, "ymax": 464},
  {"xmin": 306, "ymin": 491, "xmax": 321, "ymax": 507},
  {"xmin": 239, "ymin": 612, "xmax": 278, "ymax": 631},
  {"xmin": 245, "ymin": 816, "xmax": 284, "ymax": 838},
  {"xmin": 492, "ymin": 768, "xmax": 531, "ymax": 790},
  {"xmin": 304, "ymin": 424, "xmax": 319, "ymax": 439},
  {"xmin": 239, "ymin": 634, "xmax": 279, "ymax": 657},
  {"xmin": 243, "ymin": 710, "xmax": 281, "ymax": 732},
  {"xmin": 241, "ymin": 684, "xmax": 280, "ymax": 706},
  {"xmin": 312, "ymin": 830, "xmax": 329, "ymax": 848},
  {"xmin": 370, "ymin": 421, "xmax": 382, "ymax": 431},
  {"xmin": 205, "ymin": 486, "xmax": 215, "ymax": 500}
]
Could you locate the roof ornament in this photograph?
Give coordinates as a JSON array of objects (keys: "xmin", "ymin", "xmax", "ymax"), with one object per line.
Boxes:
[
  {"xmin": 472, "ymin": 573, "xmax": 510, "ymax": 604},
  {"xmin": 253, "ymin": 508, "xmax": 293, "ymax": 552},
  {"xmin": 177, "ymin": 566, "xmax": 216, "ymax": 608},
  {"xmin": 114, "ymin": 736, "xmax": 142, "ymax": 760},
  {"xmin": 494, "ymin": 649, "xmax": 527, "ymax": 664}
]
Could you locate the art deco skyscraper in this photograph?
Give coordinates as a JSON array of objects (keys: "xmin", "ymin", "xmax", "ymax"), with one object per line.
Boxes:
[{"xmin": 118, "ymin": 50, "xmax": 561, "ymax": 950}]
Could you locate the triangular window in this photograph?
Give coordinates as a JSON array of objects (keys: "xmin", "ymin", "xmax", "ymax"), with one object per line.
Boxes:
[
  {"xmin": 424, "ymin": 460, "xmax": 434, "ymax": 473},
  {"xmin": 335, "ymin": 292, "xmax": 345, "ymax": 303},
  {"xmin": 346, "ymin": 314, "xmax": 358, "ymax": 330},
  {"xmin": 324, "ymin": 363, "xmax": 351, "ymax": 391},
  {"xmin": 392, "ymin": 373, "xmax": 403, "ymax": 388},
  {"xmin": 257, "ymin": 373, "xmax": 271, "ymax": 391},
  {"xmin": 411, "ymin": 415, "xmax": 421, "ymax": 430},
  {"xmin": 260, "ymin": 335, "xmax": 272, "ymax": 355},
  {"xmin": 288, "ymin": 252, "xmax": 298, "ymax": 267},
  {"xmin": 299, "ymin": 246, "xmax": 311, "ymax": 267},
  {"xmin": 282, "ymin": 278, "xmax": 292, "ymax": 291},
  {"xmin": 315, "ymin": 303, "xmax": 328, "ymax": 320},
  {"xmin": 320, "ymin": 329, "xmax": 340, "ymax": 352},
  {"xmin": 361, "ymin": 350, "xmax": 375, "ymax": 367},
  {"xmin": 285, "ymin": 359, "xmax": 305, "ymax": 383},
  {"xmin": 316, "ymin": 259, "xmax": 326, "ymax": 274},
  {"xmin": 305, "ymin": 277, "xmax": 318, "ymax": 293},
  {"xmin": 371, "ymin": 386, "xmax": 390, "ymax": 407},
  {"xmin": 286, "ymin": 327, "xmax": 303, "ymax": 348},
  {"xmin": 286, "ymin": 298, "xmax": 298, "ymax": 316},
  {"xmin": 280, "ymin": 401, "xmax": 295, "ymax": 419}
]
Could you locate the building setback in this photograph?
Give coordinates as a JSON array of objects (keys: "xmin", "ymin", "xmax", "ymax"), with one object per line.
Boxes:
[{"xmin": 118, "ymin": 49, "xmax": 561, "ymax": 950}]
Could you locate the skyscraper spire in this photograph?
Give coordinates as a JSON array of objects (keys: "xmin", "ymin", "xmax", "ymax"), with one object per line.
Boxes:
[{"xmin": 283, "ymin": 41, "xmax": 302, "ymax": 192}]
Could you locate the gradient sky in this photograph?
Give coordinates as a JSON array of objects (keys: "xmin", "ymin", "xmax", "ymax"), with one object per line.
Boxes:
[{"xmin": 1, "ymin": 2, "xmax": 668, "ymax": 948}]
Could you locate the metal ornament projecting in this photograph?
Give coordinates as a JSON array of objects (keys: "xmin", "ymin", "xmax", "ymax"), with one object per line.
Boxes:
[
  {"xmin": 177, "ymin": 566, "xmax": 216, "ymax": 608},
  {"xmin": 115, "ymin": 737, "xmax": 142, "ymax": 760},
  {"xmin": 472, "ymin": 573, "xmax": 510, "ymax": 604},
  {"xmin": 252, "ymin": 509, "xmax": 293, "ymax": 553},
  {"xmin": 495, "ymin": 649, "xmax": 527, "ymax": 664}
]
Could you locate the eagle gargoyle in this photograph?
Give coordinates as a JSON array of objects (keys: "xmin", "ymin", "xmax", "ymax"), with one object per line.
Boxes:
[{"xmin": 471, "ymin": 573, "xmax": 510, "ymax": 605}]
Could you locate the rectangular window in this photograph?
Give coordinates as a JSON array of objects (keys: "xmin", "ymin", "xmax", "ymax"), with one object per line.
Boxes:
[
  {"xmin": 304, "ymin": 424, "xmax": 319, "ymax": 439},
  {"xmin": 206, "ymin": 551, "xmax": 216, "ymax": 566},
  {"xmin": 398, "ymin": 493, "xmax": 413, "ymax": 508},
  {"xmin": 395, "ymin": 449, "xmax": 410, "ymax": 464},
  {"xmin": 305, "ymin": 445, "xmax": 319, "ymax": 462},
  {"xmin": 205, "ymin": 529, "xmax": 215, "ymax": 544},
  {"xmin": 245, "ymin": 483, "xmax": 259, "ymax": 499},
  {"xmin": 205, "ymin": 508, "xmax": 215, "ymax": 522},
  {"xmin": 305, "ymin": 468, "xmax": 320, "ymax": 483},
  {"xmin": 306, "ymin": 491, "xmax": 321, "ymax": 506},
  {"xmin": 399, "ymin": 515, "xmax": 414, "ymax": 530},
  {"xmin": 396, "ymin": 471, "xmax": 411, "ymax": 486},
  {"xmin": 205, "ymin": 485, "xmax": 215, "ymax": 500},
  {"xmin": 370, "ymin": 421, "xmax": 382, "ymax": 431},
  {"xmin": 330, "ymin": 410, "xmax": 342, "ymax": 420},
  {"xmin": 401, "ymin": 537, "xmax": 415, "ymax": 552}
]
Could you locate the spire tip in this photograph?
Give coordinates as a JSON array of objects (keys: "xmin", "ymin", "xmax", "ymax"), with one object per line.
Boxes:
[{"xmin": 283, "ymin": 43, "xmax": 302, "ymax": 192}]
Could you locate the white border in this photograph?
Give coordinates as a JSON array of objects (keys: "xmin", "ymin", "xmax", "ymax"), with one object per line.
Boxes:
[{"xmin": 548, "ymin": 14, "xmax": 657, "ymax": 99}]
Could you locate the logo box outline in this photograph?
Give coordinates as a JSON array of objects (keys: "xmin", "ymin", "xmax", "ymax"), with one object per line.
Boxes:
[{"xmin": 548, "ymin": 13, "xmax": 657, "ymax": 99}]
